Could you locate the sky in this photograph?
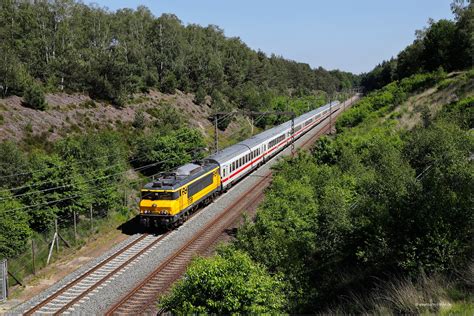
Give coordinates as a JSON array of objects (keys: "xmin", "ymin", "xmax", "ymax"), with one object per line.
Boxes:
[{"xmin": 89, "ymin": 0, "xmax": 454, "ymax": 74}]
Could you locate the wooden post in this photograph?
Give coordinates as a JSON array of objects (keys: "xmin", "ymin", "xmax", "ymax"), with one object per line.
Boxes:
[
  {"xmin": 73, "ymin": 210, "xmax": 77, "ymax": 243},
  {"xmin": 214, "ymin": 115, "xmax": 219, "ymax": 154},
  {"xmin": 54, "ymin": 219, "xmax": 59, "ymax": 253},
  {"xmin": 90, "ymin": 205, "xmax": 93, "ymax": 231},
  {"xmin": 31, "ymin": 239, "xmax": 36, "ymax": 275},
  {"xmin": 8, "ymin": 271, "xmax": 22, "ymax": 287},
  {"xmin": 58, "ymin": 234, "xmax": 71, "ymax": 248},
  {"xmin": 46, "ymin": 232, "xmax": 57, "ymax": 265}
]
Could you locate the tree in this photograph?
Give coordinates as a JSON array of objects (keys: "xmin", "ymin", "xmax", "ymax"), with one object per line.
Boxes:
[
  {"xmin": 421, "ymin": 19, "xmax": 458, "ymax": 72},
  {"xmin": 0, "ymin": 1, "xmax": 359, "ymax": 106},
  {"xmin": 23, "ymin": 83, "xmax": 47, "ymax": 110},
  {"xmin": 160, "ymin": 248, "xmax": 286, "ymax": 313},
  {"xmin": 0, "ymin": 141, "xmax": 30, "ymax": 189},
  {"xmin": 0, "ymin": 192, "xmax": 32, "ymax": 259},
  {"xmin": 21, "ymin": 152, "xmax": 88, "ymax": 231},
  {"xmin": 194, "ymin": 86, "xmax": 206, "ymax": 105},
  {"xmin": 55, "ymin": 131, "xmax": 128, "ymax": 217},
  {"xmin": 160, "ymin": 72, "xmax": 177, "ymax": 94},
  {"xmin": 132, "ymin": 127, "xmax": 205, "ymax": 175}
]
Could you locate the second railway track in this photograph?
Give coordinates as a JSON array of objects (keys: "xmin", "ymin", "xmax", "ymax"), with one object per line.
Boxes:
[
  {"xmin": 106, "ymin": 96, "xmax": 359, "ymax": 315},
  {"xmin": 106, "ymin": 170, "xmax": 271, "ymax": 315},
  {"xmin": 17, "ymin": 95, "xmax": 359, "ymax": 315},
  {"xmin": 24, "ymin": 233, "xmax": 169, "ymax": 315}
]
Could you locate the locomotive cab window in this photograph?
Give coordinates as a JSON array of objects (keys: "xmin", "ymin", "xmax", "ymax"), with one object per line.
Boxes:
[{"xmin": 141, "ymin": 191, "xmax": 178, "ymax": 200}]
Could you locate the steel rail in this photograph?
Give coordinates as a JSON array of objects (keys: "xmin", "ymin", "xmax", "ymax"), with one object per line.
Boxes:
[
  {"xmin": 24, "ymin": 233, "xmax": 151, "ymax": 315},
  {"xmin": 105, "ymin": 95, "xmax": 359, "ymax": 315}
]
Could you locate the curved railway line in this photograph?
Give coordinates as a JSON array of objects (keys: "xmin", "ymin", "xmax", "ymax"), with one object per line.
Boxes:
[
  {"xmin": 19, "ymin": 95, "xmax": 358, "ymax": 315},
  {"xmin": 106, "ymin": 96, "xmax": 359, "ymax": 315}
]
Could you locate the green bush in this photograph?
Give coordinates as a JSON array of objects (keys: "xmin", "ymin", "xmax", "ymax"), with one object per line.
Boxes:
[
  {"xmin": 23, "ymin": 83, "xmax": 47, "ymax": 110},
  {"xmin": 438, "ymin": 96, "xmax": 474, "ymax": 129},
  {"xmin": 0, "ymin": 192, "xmax": 32, "ymax": 258},
  {"xmin": 132, "ymin": 127, "xmax": 205, "ymax": 175},
  {"xmin": 160, "ymin": 72, "xmax": 178, "ymax": 94},
  {"xmin": 132, "ymin": 110, "xmax": 146, "ymax": 129},
  {"xmin": 194, "ymin": 87, "xmax": 206, "ymax": 105},
  {"xmin": 160, "ymin": 248, "xmax": 286, "ymax": 313}
]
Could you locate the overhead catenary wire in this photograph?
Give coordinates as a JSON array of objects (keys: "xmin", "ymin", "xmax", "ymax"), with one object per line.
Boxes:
[
  {"xmin": 0, "ymin": 152, "xmax": 149, "ymax": 194},
  {"xmin": 0, "ymin": 149, "xmax": 130, "ymax": 180},
  {"xmin": 0, "ymin": 147, "xmax": 171, "ymax": 194},
  {"xmin": 3, "ymin": 158, "xmax": 189, "ymax": 214},
  {"xmin": 0, "ymin": 148, "xmax": 202, "ymax": 202}
]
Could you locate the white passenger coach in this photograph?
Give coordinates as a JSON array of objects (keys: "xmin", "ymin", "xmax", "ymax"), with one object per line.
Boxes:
[{"xmin": 207, "ymin": 101, "xmax": 340, "ymax": 190}]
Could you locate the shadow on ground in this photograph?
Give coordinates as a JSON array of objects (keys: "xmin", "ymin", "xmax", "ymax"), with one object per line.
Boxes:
[{"xmin": 117, "ymin": 215, "xmax": 168, "ymax": 235}]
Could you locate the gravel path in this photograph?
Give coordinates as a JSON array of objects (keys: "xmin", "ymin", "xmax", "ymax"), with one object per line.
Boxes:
[{"xmin": 9, "ymin": 107, "xmax": 348, "ymax": 315}]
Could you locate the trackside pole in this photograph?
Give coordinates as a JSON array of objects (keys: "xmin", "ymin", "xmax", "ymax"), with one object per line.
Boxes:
[{"xmin": 46, "ymin": 232, "xmax": 57, "ymax": 265}]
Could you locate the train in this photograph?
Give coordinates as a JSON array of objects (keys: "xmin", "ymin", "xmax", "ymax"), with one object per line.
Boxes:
[{"xmin": 139, "ymin": 100, "xmax": 341, "ymax": 229}]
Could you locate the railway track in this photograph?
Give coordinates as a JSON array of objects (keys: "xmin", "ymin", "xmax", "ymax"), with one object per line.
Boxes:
[
  {"xmin": 24, "ymin": 233, "xmax": 169, "ymax": 315},
  {"xmin": 20, "ymin": 95, "xmax": 358, "ymax": 315},
  {"xmin": 106, "ymin": 168, "xmax": 272, "ymax": 315},
  {"xmin": 105, "ymin": 96, "xmax": 359, "ymax": 315}
]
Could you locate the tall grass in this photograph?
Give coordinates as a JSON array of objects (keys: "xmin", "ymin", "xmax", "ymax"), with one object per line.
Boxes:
[{"xmin": 325, "ymin": 263, "xmax": 474, "ymax": 315}]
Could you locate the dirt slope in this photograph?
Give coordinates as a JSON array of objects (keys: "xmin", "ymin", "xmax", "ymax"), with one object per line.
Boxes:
[{"xmin": 0, "ymin": 90, "xmax": 246, "ymax": 144}]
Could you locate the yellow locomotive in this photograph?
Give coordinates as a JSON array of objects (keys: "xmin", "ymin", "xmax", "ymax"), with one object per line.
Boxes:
[{"xmin": 139, "ymin": 161, "xmax": 221, "ymax": 228}]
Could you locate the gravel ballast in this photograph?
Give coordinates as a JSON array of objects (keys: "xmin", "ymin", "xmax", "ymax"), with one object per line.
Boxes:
[{"xmin": 10, "ymin": 106, "xmax": 352, "ymax": 315}]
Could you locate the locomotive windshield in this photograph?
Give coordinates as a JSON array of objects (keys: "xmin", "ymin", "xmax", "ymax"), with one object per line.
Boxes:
[{"xmin": 141, "ymin": 190, "xmax": 177, "ymax": 200}]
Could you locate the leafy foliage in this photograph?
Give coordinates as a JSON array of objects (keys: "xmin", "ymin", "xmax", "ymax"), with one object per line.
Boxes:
[
  {"xmin": 0, "ymin": 1, "xmax": 358, "ymax": 106},
  {"xmin": 362, "ymin": 2, "xmax": 473, "ymax": 91},
  {"xmin": 338, "ymin": 71, "xmax": 446, "ymax": 131},
  {"xmin": 171, "ymin": 80, "xmax": 473, "ymax": 313},
  {"xmin": 23, "ymin": 83, "xmax": 47, "ymax": 110},
  {"xmin": 55, "ymin": 131, "xmax": 129, "ymax": 217},
  {"xmin": 132, "ymin": 127, "xmax": 205, "ymax": 175},
  {"xmin": 0, "ymin": 191, "xmax": 31, "ymax": 259},
  {"xmin": 160, "ymin": 248, "xmax": 286, "ymax": 313},
  {"xmin": 20, "ymin": 152, "xmax": 88, "ymax": 231},
  {"xmin": 0, "ymin": 141, "xmax": 30, "ymax": 189}
]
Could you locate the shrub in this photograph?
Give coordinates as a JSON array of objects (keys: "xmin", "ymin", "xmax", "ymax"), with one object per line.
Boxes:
[
  {"xmin": 194, "ymin": 86, "xmax": 206, "ymax": 105},
  {"xmin": 132, "ymin": 110, "xmax": 146, "ymax": 129},
  {"xmin": 0, "ymin": 192, "xmax": 32, "ymax": 258},
  {"xmin": 23, "ymin": 83, "xmax": 47, "ymax": 110},
  {"xmin": 161, "ymin": 72, "xmax": 178, "ymax": 94},
  {"xmin": 160, "ymin": 248, "xmax": 286, "ymax": 313}
]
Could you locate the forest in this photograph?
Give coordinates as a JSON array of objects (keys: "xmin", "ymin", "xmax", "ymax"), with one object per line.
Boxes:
[
  {"xmin": 0, "ymin": 0, "xmax": 358, "ymax": 111},
  {"xmin": 159, "ymin": 2, "xmax": 474, "ymax": 314},
  {"xmin": 361, "ymin": 1, "xmax": 472, "ymax": 91},
  {"xmin": 0, "ymin": 0, "xmax": 358, "ymax": 282},
  {"xmin": 160, "ymin": 70, "xmax": 474, "ymax": 315},
  {"xmin": 0, "ymin": 0, "xmax": 472, "ymax": 312}
]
